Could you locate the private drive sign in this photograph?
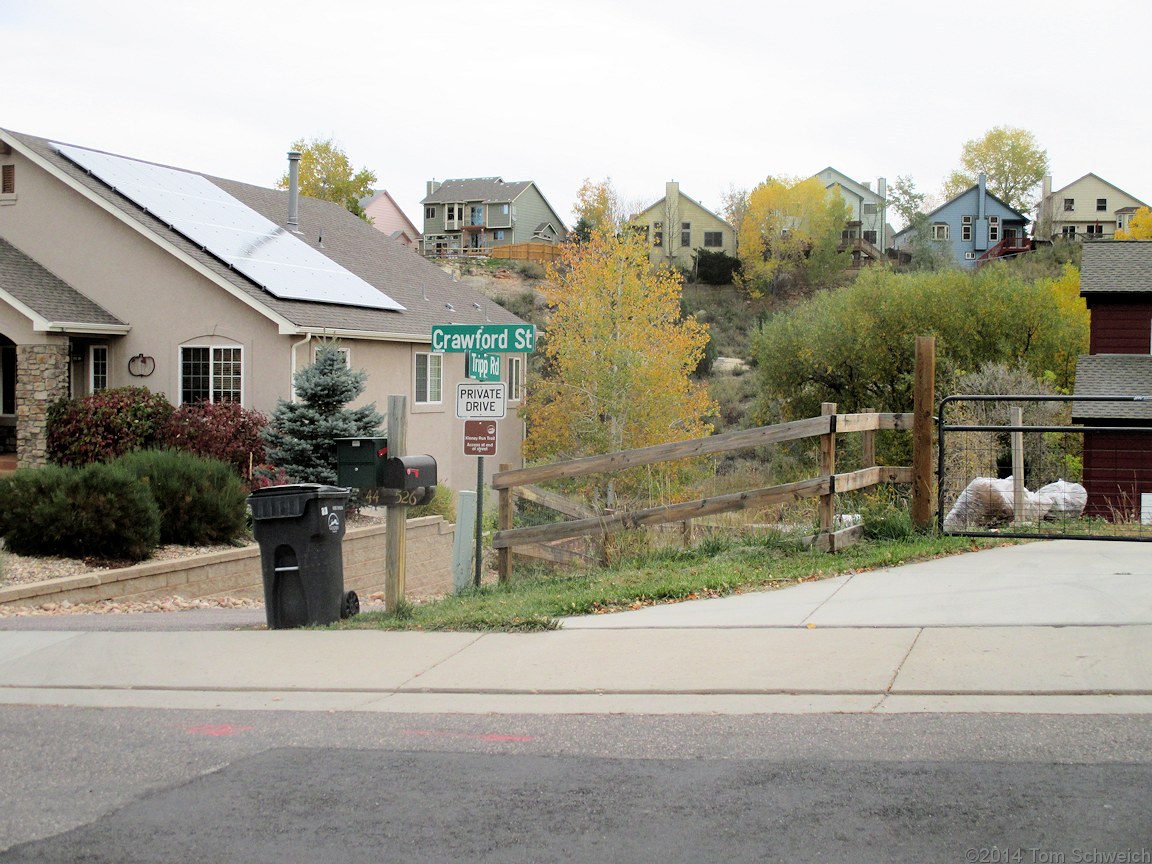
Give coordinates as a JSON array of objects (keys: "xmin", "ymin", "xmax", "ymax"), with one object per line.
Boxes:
[
  {"xmin": 456, "ymin": 382, "xmax": 506, "ymax": 419},
  {"xmin": 432, "ymin": 324, "xmax": 535, "ymax": 353}
]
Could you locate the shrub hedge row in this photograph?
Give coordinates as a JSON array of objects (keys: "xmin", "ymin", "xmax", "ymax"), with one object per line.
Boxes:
[
  {"xmin": 46, "ymin": 387, "xmax": 268, "ymax": 482},
  {"xmin": 0, "ymin": 450, "xmax": 248, "ymax": 562}
]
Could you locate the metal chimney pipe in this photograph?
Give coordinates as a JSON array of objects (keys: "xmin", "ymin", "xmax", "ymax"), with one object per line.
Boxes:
[{"xmin": 287, "ymin": 151, "xmax": 301, "ymax": 228}]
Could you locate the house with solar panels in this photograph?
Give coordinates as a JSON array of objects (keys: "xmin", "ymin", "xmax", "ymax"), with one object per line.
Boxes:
[
  {"xmin": 0, "ymin": 128, "xmax": 531, "ymax": 489},
  {"xmin": 420, "ymin": 177, "xmax": 566, "ymax": 256}
]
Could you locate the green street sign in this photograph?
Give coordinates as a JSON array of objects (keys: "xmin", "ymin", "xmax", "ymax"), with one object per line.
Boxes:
[
  {"xmin": 431, "ymin": 323, "xmax": 535, "ymax": 354},
  {"xmin": 466, "ymin": 351, "xmax": 502, "ymax": 382}
]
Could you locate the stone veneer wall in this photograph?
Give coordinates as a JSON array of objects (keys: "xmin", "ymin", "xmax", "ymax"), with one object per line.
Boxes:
[
  {"xmin": 0, "ymin": 516, "xmax": 456, "ymax": 609},
  {"xmin": 15, "ymin": 343, "xmax": 69, "ymax": 468}
]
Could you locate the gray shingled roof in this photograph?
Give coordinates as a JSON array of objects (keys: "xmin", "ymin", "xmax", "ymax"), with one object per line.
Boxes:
[
  {"xmin": 1072, "ymin": 354, "xmax": 1152, "ymax": 420},
  {"xmin": 0, "ymin": 236, "xmax": 125, "ymax": 329},
  {"xmin": 1080, "ymin": 241, "xmax": 1152, "ymax": 294},
  {"xmin": 4, "ymin": 130, "xmax": 525, "ymax": 341},
  {"xmin": 421, "ymin": 178, "xmax": 533, "ymax": 205}
]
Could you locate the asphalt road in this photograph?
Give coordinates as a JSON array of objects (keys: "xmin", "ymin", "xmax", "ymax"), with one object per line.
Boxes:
[{"xmin": 2, "ymin": 706, "xmax": 1150, "ymax": 862}]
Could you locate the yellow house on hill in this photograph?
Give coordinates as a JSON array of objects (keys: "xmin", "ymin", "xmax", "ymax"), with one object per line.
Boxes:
[{"xmin": 631, "ymin": 181, "xmax": 736, "ymax": 272}]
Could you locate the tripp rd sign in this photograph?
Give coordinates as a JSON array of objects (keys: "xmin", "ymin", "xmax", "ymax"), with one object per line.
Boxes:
[
  {"xmin": 432, "ymin": 324, "xmax": 535, "ymax": 353},
  {"xmin": 456, "ymin": 382, "xmax": 506, "ymax": 419},
  {"xmin": 466, "ymin": 351, "xmax": 501, "ymax": 382}
]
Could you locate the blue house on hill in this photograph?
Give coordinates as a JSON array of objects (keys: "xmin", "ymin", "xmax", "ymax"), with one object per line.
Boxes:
[{"xmin": 892, "ymin": 173, "xmax": 1032, "ymax": 268}]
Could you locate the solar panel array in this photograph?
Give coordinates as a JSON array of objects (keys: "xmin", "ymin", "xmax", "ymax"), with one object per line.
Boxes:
[{"xmin": 54, "ymin": 144, "xmax": 405, "ymax": 312}]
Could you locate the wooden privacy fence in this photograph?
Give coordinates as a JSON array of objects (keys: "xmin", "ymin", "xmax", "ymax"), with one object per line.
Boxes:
[
  {"xmin": 491, "ymin": 405, "xmax": 923, "ymax": 582},
  {"xmin": 490, "ymin": 242, "xmax": 562, "ymax": 264}
]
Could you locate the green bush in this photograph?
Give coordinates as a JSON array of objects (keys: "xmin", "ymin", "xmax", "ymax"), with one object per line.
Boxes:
[
  {"xmin": 112, "ymin": 449, "xmax": 249, "ymax": 545},
  {"xmin": 407, "ymin": 484, "xmax": 456, "ymax": 522},
  {"xmin": 0, "ymin": 463, "xmax": 160, "ymax": 561},
  {"xmin": 858, "ymin": 491, "xmax": 917, "ymax": 541},
  {"xmin": 47, "ymin": 387, "xmax": 174, "ymax": 467},
  {"xmin": 694, "ymin": 248, "xmax": 742, "ymax": 285}
]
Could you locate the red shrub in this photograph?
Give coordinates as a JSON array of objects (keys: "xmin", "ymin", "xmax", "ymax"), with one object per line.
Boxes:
[
  {"xmin": 47, "ymin": 387, "xmax": 174, "ymax": 467},
  {"xmin": 159, "ymin": 401, "xmax": 269, "ymax": 480}
]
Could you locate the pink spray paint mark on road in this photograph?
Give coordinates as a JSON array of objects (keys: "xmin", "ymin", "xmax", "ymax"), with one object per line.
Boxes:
[
  {"xmin": 402, "ymin": 729, "xmax": 536, "ymax": 743},
  {"xmin": 186, "ymin": 724, "xmax": 255, "ymax": 737}
]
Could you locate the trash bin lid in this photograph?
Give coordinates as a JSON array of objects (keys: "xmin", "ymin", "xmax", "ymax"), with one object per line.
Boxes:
[
  {"xmin": 247, "ymin": 483, "xmax": 351, "ymax": 520},
  {"xmin": 248, "ymin": 483, "xmax": 348, "ymax": 499}
]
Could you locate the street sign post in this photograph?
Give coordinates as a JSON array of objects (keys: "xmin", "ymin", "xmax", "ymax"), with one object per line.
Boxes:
[
  {"xmin": 432, "ymin": 324, "xmax": 535, "ymax": 354},
  {"xmin": 435, "ymin": 322, "xmax": 530, "ymax": 592}
]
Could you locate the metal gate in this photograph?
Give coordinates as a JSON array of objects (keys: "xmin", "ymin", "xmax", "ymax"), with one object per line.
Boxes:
[{"xmin": 937, "ymin": 394, "xmax": 1152, "ymax": 541}]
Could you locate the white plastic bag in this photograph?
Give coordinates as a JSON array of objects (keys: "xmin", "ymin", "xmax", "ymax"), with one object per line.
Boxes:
[
  {"xmin": 1037, "ymin": 480, "xmax": 1088, "ymax": 518},
  {"xmin": 943, "ymin": 477, "xmax": 1014, "ymax": 531},
  {"xmin": 944, "ymin": 476, "xmax": 1053, "ymax": 530}
]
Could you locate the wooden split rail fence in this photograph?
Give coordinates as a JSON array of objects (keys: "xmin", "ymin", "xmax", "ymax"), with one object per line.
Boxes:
[{"xmin": 491, "ymin": 406, "xmax": 921, "ymax": 583}]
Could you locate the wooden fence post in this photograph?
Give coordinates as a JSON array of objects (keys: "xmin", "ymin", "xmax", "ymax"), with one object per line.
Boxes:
[
  {"xmin": 385, "ymin": 395, "xmax": 407, "ymax": 611},
  {"xmin": 818, "ymin": 402, "xmax": 837, "ymax": 536},
  {"xmin": 912, "ymin": 336, "xmax": 936, "ymax": 530},
  {"xmin": 498, "ymin": 462, "xmax": 513, "ymax": 583},
  {"xmin": 862, "ymin": 408, "xmax": 876, "ymax": 469}
]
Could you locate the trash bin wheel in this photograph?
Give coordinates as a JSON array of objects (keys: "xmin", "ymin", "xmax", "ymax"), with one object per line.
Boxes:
[{"xmin": 341, "ymin": 590, "xmax": 360, "ymax": 619}]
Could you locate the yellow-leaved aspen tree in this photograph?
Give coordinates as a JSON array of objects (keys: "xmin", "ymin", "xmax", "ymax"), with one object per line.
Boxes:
[{"xmin": 523, "ymin": 229, "xmax": 715, "ymax": 509}]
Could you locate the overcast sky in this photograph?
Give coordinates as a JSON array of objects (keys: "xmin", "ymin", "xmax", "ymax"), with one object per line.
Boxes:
[{"xmin": 5, "ymin": 1, "xmax": 1149, "ymax": 229}]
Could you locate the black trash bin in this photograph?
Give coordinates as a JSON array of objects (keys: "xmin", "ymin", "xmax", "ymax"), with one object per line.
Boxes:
[{"xmin": 247, "ymin": 483, "xmax": 359, "ymax": 629}]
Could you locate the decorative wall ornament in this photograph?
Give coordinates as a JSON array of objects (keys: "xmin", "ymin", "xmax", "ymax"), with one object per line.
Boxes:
[{"xmin": 128, "ymin": 354, "xmax": 156, "ymax": 377}]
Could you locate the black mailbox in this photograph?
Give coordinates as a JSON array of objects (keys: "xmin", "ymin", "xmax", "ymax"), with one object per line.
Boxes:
[
  {"xmin": 336, "ymin": 437, "xmax": 388, "ymax": 489},
  {"xmin": 381, "ymin": 454, "xmax": 437, "ymax": 491}
]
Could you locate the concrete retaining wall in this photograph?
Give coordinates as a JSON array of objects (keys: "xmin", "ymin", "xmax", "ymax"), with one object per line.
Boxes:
[{"xmin": 0, "ymin": 516, "xmax": 455, "ymax": 609}]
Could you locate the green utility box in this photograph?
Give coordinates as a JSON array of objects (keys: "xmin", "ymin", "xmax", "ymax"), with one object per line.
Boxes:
[{"xmin": 336, "ymin": 437, "xmax": 388, "ymax": 489}]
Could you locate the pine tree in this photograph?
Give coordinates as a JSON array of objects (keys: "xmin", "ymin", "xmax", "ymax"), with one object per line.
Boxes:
[{"xmin": 262, "ymin": 343, "xmax": 384, "ymax": 485}]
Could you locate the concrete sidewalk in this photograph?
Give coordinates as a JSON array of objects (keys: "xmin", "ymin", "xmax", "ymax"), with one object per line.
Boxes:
[{"xmin": 0, "ymin": 541, "xmax": 1149, "ymax": 715}]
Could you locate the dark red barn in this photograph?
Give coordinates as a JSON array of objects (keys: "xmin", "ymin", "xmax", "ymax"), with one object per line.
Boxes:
[{"xmin": 1073, "ymin": 241, "xmax": 1152, "ymax": 520}]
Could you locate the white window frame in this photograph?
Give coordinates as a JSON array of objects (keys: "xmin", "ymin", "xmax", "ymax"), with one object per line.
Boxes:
[
  {"xmin": 931, "ymin": 223, "xmax": 949, "ymax": 241},
  {"xmin": 415, "ymin": 352, "xmax": 443, "ymax": 405},
  {"xmin": 445, "ymin": 203, "xmax": 462, "ymax": 230},
  {"xmin": 89, "ymin": 345, "xmax": 108, "ymax": 394},
  {"xmin": 507, "ymin": 355, "xmax": 524, "ymax": 403},
  {"xmin": 989, "ymin": 216, "xmax": 1000, "ymax": 243},
  {"xmin": 180, "ymin": 344, "xmax": 243, "ymax": 405}
]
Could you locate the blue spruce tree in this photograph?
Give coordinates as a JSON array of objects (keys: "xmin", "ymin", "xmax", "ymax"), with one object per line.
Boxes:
[{"xmin": 262, "ymin": 343, "xmax": 384, "ymax": 485}]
